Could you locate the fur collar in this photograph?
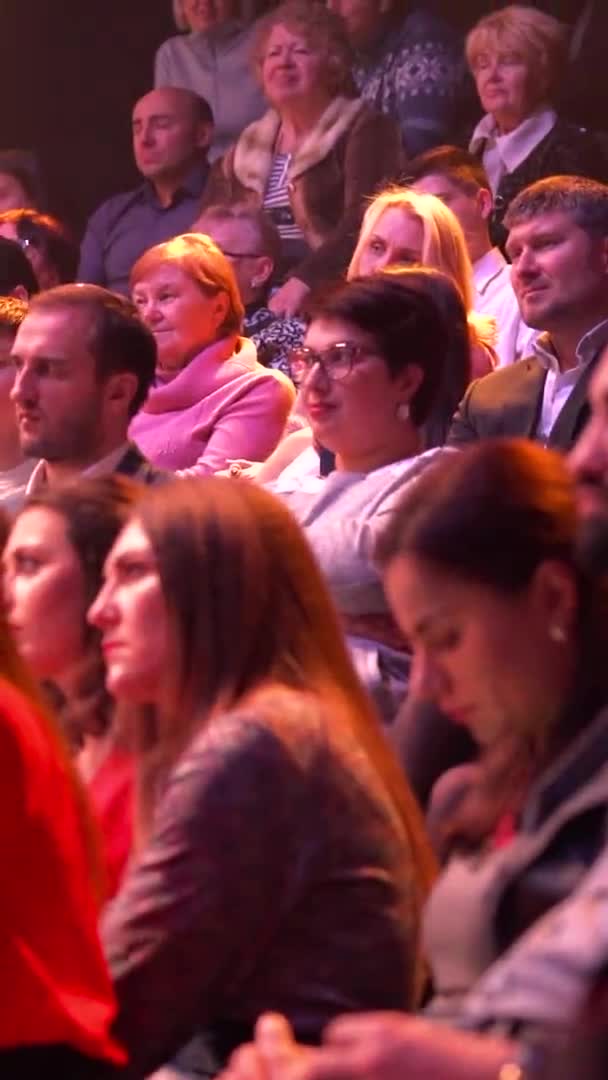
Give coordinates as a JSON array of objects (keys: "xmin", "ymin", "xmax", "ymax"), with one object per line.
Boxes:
[{"xmin": 232, "ymin": 96, "xmax": 366, "ymax": 194}]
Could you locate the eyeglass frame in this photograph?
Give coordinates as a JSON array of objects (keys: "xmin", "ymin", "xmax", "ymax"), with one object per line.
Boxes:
[{"xmin": 287, "ymin": 341, "xmax": 377, "ymax": 384}]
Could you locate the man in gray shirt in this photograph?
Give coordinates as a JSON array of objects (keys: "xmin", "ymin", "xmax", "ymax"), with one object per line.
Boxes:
[{"xmin": 78, "ymin": 87, "xmax": 213, "ymax": 295}]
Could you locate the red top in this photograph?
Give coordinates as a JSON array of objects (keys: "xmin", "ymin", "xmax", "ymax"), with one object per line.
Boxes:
[
  {"xmin": 88, "ymin": 746, "xmax": 134, "ymax": 899},
  {"xmin": 0, "ymin": 677, "xmax": 124, "ymax": 1062}
]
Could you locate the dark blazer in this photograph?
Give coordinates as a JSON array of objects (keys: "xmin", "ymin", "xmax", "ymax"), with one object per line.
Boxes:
[
  {"xmin": 448, "ymin": 352, "xmax": 599, "ymax": 452},
  {"xmin": 472, "ymin": 119, "xmax": 608, "ymax": 250}
]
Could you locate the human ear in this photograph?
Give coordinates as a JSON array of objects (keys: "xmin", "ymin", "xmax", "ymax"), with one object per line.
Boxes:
[
  {"xmin": 105, "ymin": 371, "xmax": 140, "ymax": 416},
  {"xmin": 529, "ymin": 559, "xmax": 578, "ymax": 645},
  {"xmin": 477, "ymin": 187, "xmax": 493, "ymax": 223},
  {"xmin": 250, "ymin": 255, "xmax": 274, "ymax": 290}
]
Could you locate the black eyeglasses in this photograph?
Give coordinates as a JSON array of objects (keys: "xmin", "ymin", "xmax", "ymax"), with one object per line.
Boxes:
[{"xmin": 288, "ymin": 342, "xmax": 372, "ymax": 384}]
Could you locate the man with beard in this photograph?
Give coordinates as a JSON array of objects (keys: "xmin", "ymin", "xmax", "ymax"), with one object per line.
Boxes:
[{"xmin": 10, "ymin": 284, "xmax": 161, "ymax": 504}]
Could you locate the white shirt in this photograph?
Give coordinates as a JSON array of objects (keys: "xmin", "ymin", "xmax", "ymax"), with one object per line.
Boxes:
[
  {"xmin": 534, "ymin": 319, "xmax": 608, "ymax": 441},
  {"xmin": 470, "ymin": 107, "xmax": 557, "ymax": 194},
  {"xmin": 473, "ymin": 247, "xmax": 538, "ymax": 368},
  {"xmin": 26, "ymin": 442, "xmax": 130, "ymax": 496}
]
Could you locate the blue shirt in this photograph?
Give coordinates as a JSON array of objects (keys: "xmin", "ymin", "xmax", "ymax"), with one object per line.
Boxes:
[{"xmin": 77, "ymin": 161, "xmax": 209, "ymax": 295}]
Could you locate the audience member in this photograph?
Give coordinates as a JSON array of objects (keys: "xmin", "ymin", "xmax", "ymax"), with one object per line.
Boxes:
[
  {"xmin": 407, "ymin": 144, "xmax": 537, "ymax": 367},
  {"xmin": 0, "ymin": 298, "xmax": 35, "ymax": 511},
  {"xmin": 92, "ymin": 477, "xmax": 436, "ymax": 1077},
  {"xmin": 0, "ymin": 208, "xmax": 78, "ymax": 290},
  {"xmin": 202, "ymin": 1, "xmax": 404, "ymax": 317},
  {"xmin": 348, "ymin": 186, "xmax": 497, "ymax": 377},
  {"xmin": 193, "ymin": 203, "xmax": 306, "ymax": 379},
  {"xmin": 0, "ymin": 609, "xmax": 123, "ymax": 1074},
  {"xmin": 155, "ymin": 0, "xmax": 266, "ymax": 162},
  {"xmin": 10, "ymin": 284, "xmax": 161, "ymax": 503},
  {"xmin": 327, "ymin": 0, "xmax": 463, "ymax": 155},
  {"xmin": 261, "ymin": 273, "xmax": 450, "ymax": 719},
  {"xmin": 449, "ymin": 175, "xmax": 608, "ymax": 450},
  {"xmin": 0, "ymin": 149, "xmax": 46, "ymax": 213},
  {"xmin": 129, "ymin": 233, "xmax": 295, "ymax": 474},
  {"xmin": 3, "ymin": 477, "xmax": 140, "ymax": 898},
  {"xmin": 467, "ymin": 5, "xmax": 608, "ymax": 248},
  {"xmin": 222, "ymin": 438, "xmax": 608, "ymax": 1080},
  {"xmin": 78, "ymin": 88, "xmax": 213, "ymax": 295},
  {"xmin": 0, "ymin": 236, "xmax": 39, "ymax": 299}
]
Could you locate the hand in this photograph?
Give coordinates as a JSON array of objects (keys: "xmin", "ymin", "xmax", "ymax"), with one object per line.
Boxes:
[
  {"xmin": 218, "ymin": 459, "xmax": 263, "ymax": 481},
  {"xmin": 268, "ymin": 278, "xmax": 311, "ymax": 318},
  {"xmin": 303, "ymin": 1014, "xmax": 517, "ymax": 1080},
  {"xmin": 221, "ymin": 1014, "xmax": 314, "ymax": 1080}
]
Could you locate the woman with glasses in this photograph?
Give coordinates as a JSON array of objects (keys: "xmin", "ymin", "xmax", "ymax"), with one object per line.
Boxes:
[
  {"xmin": 129, "ymin": 232, "xmax": 295, "ymax": 476},
  {"xmin": 259, "ymin": 271, "xmax": 451, "ymax": 721}
]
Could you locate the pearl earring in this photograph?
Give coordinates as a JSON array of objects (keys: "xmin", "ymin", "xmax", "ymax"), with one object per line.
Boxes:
[
  {"xmin": 549, "ymin": 624, "xmax": 567, "ymax": 644},
  {"xmin": 396, "ymin": 402, "xmax": 410, "ymax": 422}
]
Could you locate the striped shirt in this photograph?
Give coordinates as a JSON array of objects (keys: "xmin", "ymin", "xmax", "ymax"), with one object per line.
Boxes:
[{"xmin": 263, "ymin": 154, "xmax": 304, "ymax": 242}]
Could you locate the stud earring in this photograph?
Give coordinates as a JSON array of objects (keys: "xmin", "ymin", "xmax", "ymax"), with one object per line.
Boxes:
[
  {"xmin": 549, "ymin": 624, "xmax": 567, "ymax": 644},
  {"xmin": 396, "ymin": 402, "xmax": 410, "ymax": 422}
]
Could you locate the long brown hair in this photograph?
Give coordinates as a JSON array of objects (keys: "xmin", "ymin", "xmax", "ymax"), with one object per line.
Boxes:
[
  {"xmin": 132, "ymin": 477, "xmax": 436, "ymax": 901},
  {"xmin": 377, "ymin": 440, "xmax": 608, "ymax": 847}
]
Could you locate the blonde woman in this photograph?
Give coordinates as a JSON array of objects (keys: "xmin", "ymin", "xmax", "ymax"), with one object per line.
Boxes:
[
  {"xmin": 201, "ymin": 1, "xmax": 404, "ymax": 317},
  {"xmin": 129, "ymin": 233, "xmax": 295, "ymax": 476},
  {"xmin": 349, "ymin": 186, "xmax": 497, "ymax": 378},
  {"xmin": 467, "ymin": 4, "xmax": 607, "ymax": 246},
  {"xmin": 154, "ymin": 1, "xmax": 266, "ymax": 161}
]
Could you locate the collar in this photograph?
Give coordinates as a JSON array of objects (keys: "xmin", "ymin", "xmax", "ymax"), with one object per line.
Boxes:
[
  {"xmin": 523, "ymin": 705, "xmax": 608, "ymax": 829},
  {"xmin": 533, "ymin": 318, "xmax": 608, "ymax": 374},
  {"xmin": 232, "ymin": 97, "xmax": 365, "ymax": 194},
  {"xmin": 26, "ymin": 442, "xmax": 131, "ymax": 496},
  {"xmin": 470, "ymin": 106, "xmax": 557, "ymax": 172},
  {"xmin": 140, "ymin": 158, "xmax": 209, "ymax": 207},
  {"xmin": 473, "ymin": 246, "xmax": 507, "ymax": 295}
]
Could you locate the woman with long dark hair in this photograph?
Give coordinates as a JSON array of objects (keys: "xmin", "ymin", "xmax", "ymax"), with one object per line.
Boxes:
[{"xmin": 91, "ymin": 477, "xmax": 435, "ymax": 1078}]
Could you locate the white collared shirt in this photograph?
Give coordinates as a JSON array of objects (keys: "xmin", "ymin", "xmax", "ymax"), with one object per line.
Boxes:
[
  {"xmin": 534, "ymin": 319, "xmax": 608, "ymax": 441},
  {"xmin": 26, "ymin": 442, "xmax": 131, "ymax": 497},
  {"xmin": 470, "ymin": 107, "xmax": 557, "ymax": 194},
  {"xmin": 473, "ymin": 247, "xmax": 538, "ymax": 368}
]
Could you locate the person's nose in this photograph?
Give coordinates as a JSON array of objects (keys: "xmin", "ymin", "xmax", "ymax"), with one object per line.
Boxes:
[
  {"xmin": 88, "ymin": 582, "xmax": 117, "ymax": 632},
  {"xmin": 10, "ymin": 365, "xmax": 36, "ymax": 406},
  {"xmin": 409, "ymin": 649, "xmax": 446, "ymax": 703}
]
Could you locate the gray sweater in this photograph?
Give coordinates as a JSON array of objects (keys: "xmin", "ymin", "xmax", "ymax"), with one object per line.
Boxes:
[{"xmin": 154, "ymin": 21, "xmax": 267, "ymax": 161}]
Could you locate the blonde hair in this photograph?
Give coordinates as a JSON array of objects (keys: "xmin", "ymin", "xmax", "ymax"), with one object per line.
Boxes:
[
  {"xmin": 252, "ymin": 0, "xmax": 355, "ymax": 97},
  {"xmin": 466, "ymin": 4, "xmax": 568, "ymax": 101},
  {"xmin": 349, "ymin": 187, "xmax": 496, "ymax": 352},
  {"xmin": 130, "ymin": 232, "xmax": 244, "ymax": 337}
]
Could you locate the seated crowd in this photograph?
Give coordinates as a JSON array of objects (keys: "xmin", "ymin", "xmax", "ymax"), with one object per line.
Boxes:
[{"xmin": 4, "ymin": 2, "xmax": 608, "ymax": 1078}]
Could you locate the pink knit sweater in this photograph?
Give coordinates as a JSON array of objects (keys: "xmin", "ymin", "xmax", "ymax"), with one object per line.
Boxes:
[{"xmin": 129, "ymin": 334, "xmax": 295, "ymax": 476}]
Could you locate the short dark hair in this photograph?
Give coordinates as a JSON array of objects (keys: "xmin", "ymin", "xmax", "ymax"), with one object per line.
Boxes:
[
  {"xmin": 312, "ymin": 274, "xmax": 449, "ymax": 426},
  {"xmin": 405, "ymin": 145, "xmax": 491, "ymax": 195},
  {"xmin": 0, "ymin": 209, "xmax": 78, "ymax": 284},
  {"xmin": 0, "ymin": 295, "xmax": 27, "ymax": 333},
  {"xmin": 0, "ymin": 236, "xmax": 39, "ymax": 296},
  {"xmin": 504, "ymin": 175, "xmax": 608, "ymax": 236},
  {"xmin": 28, "ymin": 284, "xmax": 156, "ymax": 415}
]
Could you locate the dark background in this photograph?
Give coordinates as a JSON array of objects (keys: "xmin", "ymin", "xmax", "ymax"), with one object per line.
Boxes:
[{"xmin": 0, "ymin": 1, "xmax": 602, "ymax": 236}]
